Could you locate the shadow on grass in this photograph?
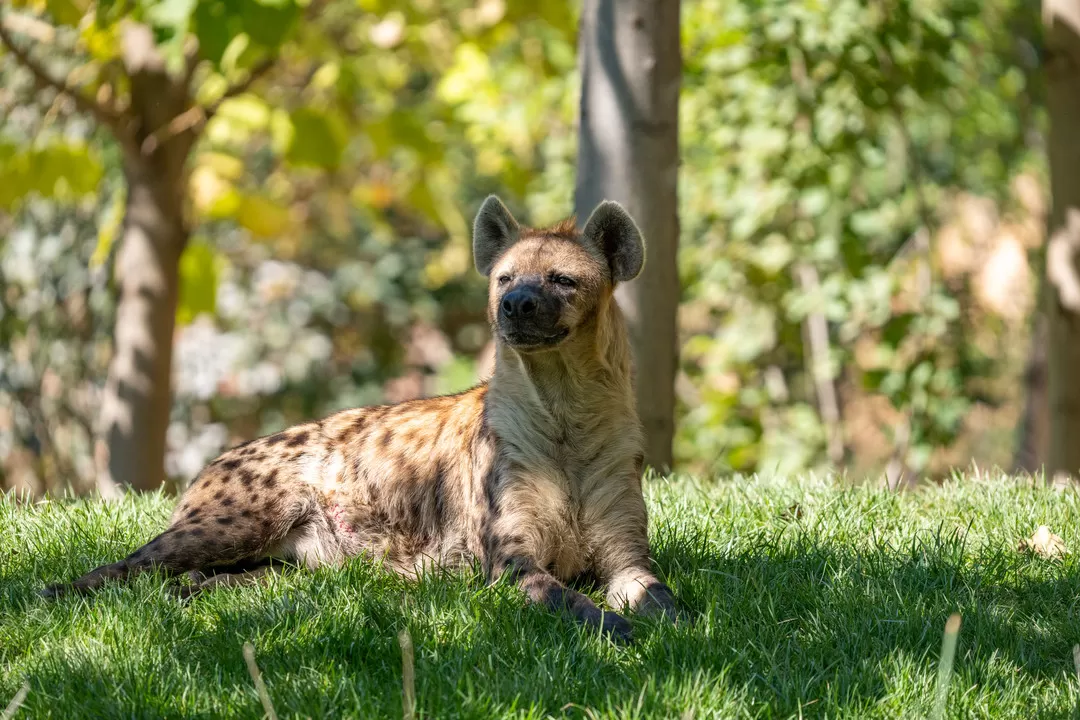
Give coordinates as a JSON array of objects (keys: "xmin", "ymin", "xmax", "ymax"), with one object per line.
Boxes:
[
  {"xmin": 649, "ymin": 524, "xmax": 1080, "ymax": 711},
  {"xmin": 3, "ymin": 525, "xmax": 1079, "ymax": 718}
]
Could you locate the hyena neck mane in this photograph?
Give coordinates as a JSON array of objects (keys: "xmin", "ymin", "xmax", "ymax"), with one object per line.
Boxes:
[
  {"xmin": 472, "ymin": 195, "xmax": 648, "ymax": 447},
  {"xmin": 490, "ymin": 291, "xmax": 636, "ymax": 428}
]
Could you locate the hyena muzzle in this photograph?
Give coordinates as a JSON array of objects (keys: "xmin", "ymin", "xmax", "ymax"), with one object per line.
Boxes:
[{"xmin": 43, "ymin": 196, "xmax": 678, "ymax": 642}]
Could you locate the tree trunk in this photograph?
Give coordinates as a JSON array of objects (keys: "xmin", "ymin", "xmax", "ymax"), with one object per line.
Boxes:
[
  {"xmin": 795, "ymin": 263, "xmax": 845, "ymax": 466},
  {"xmin": 1013, "ymin": 310, "xmax": 1049, "ymax": 474},
  {"xmin": 575, "ymin": 0, "xmax": 682, "ymax": 471},
  {"xmin": 96, "ymin": 160, "xmax": 188, "ymax": 495},
  {"xmin": 1044, "ymin": 0, "xmax": 1080, "ymax": 481},
  {"xmin": 95, "ymin": 23, "xmax": 195, "ymax": 495}
]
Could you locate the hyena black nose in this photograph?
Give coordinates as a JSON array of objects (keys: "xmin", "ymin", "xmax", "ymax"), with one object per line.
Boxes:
[{"xmin": 501, "ymin": 287, "xmax": 538, "ymax": 318}]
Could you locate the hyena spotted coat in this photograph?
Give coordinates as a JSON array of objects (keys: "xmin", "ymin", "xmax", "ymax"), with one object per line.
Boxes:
[{"xmin": 44, "ymin": 196, "xmax": 677, "ymax": 640}]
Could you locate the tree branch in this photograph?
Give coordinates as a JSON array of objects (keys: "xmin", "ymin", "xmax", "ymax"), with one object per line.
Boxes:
[
  {"xmin": 203, "ymin": 57, "xmax": 276, "ymax": 119},
  {"xmin": 138, "ymin": 55, "xmax": 276, "ymax": 155},
  {"xmin": 182, "ymin": 36, "xmax": 201, "ymax": 89},
  {"xmin": 0, "ymin": 10, "xmax": 123, "ymax": 131},
  {"xmin": 140, "ymin": 105, "xmax": 205, "ymax": 155}
]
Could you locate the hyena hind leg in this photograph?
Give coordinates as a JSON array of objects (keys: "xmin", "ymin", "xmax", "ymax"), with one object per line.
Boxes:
[
  {"xmin": 171, "ymin": 557, "xmax": 291, "ymax": 601},
  {"xmin": 41, "ymin": 518, "xmax": 293, "ymax": 599}
]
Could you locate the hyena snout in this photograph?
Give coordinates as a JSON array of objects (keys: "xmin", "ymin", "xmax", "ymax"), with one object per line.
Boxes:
[
  {"xmin": 498, "ymin": 283, "xmax": 567, "ymax": 348},
  {"xmin": 500, "ymin": 286, "xmax": 541, "ymax": 318}
]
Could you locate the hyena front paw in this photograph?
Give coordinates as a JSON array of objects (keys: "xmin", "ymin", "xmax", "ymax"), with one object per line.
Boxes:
[
  {"xmin": 599, "ymin": 610, "xmax": 634, "ymax": 643},
  {"xmin": 39, "ymin": 584, "xmax": 66, "ymax": 600},
  {"xmin": 636, "ymin": 582, "xmax": 680, "ymax": 623}
]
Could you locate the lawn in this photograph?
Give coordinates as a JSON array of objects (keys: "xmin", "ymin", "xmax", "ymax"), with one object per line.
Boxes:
[{"xmin": 2, "ymin": 472, "xmax": 1079, "ymax": 719}]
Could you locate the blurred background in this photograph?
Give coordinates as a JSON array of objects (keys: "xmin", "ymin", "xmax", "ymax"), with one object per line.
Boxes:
[{"xmin": 0, "ymin": 0, "xmax": 1055, "ymax": 497}]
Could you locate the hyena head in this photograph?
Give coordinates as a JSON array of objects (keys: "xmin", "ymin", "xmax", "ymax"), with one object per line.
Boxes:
[{"xmin": 471, "ymin": 195, "xmax": 645, "ymax": 353}]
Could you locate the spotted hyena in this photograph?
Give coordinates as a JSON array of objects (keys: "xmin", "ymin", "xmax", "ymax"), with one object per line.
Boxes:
[{"xmin": 43, "ymin": 196, "xmax": 677, "ymax": 641}]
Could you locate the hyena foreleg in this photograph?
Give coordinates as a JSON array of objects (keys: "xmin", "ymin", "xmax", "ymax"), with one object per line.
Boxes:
[
  {"xmin": 590, "ymin": 488, "xmax": 679, "ymax": 622},
  {"xmin": 605, "ymin": 565, "xmax": 677, "ymax": 620},
  {"xmin": 496, "ymin": 554, "xmax": 634, "ymax": 642}
]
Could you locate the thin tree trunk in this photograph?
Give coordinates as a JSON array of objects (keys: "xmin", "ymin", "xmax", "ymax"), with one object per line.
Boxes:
[
  {"xmin": 1014, "ymin": 310, "xmax": 1049, "ymax": 474},
  {"xmin": 96, "ymin": 24, "xmax": 195, "ymax": 495},
  {"xmin": 883, "ymin": 416, "xmax": 912, "ymax": 491},
  {"xmin": 96, "ymin": 162, "xmax": 187, "ymax": 495},
  {"xmin": 1044, "ymin": 0, "xmax": 1080, "ymax": 481},
  {"xmin": 795, "ymin": 264, "xmax": 845, "ymax": 465},
  {"xmin": 575, "ymin": 0, "xmax": 682, "ymax": 471}
]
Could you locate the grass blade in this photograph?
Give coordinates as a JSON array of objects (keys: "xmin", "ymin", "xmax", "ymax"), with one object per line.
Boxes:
[
  {"xmin": 242, "ymin": 642, "xmax": 278, "ymax": 720},
  {"xmin": 399, "ymin": 628, "xmax": 415, "ymax": 720},
  {"xmin": 1, "ymin": 682, "xmax": 29, "ymax": 720},
  {"xmin": 931, "ymin": 613, "xmax": 962, "ymax": 720}
]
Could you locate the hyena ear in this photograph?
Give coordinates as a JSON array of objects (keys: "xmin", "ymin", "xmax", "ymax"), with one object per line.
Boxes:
[
  {"xmin": 472, "ymin": 195, "xmax": 521, "ymax": 276},
  {"xmin": 581, "ymin": 201, "xmax": 645, "ymax": 282}
]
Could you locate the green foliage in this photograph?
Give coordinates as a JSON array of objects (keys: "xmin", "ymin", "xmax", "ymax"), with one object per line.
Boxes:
[
  {"xmin": 0, "ymin": 0, "xmax": 1046, "ymax": 490},
  {"xmin": 666, "ymin": 0, "xmax": 1044, "ymax": 476},
  {"xmin": 284, "ymin": 107, "xmax": 348, "ymax": 169},
  {"xmin": 3, "ymin": 474, "xmax": 1079, "ymax": 717},
  {"xmin": 176, "ymin": 240, "xmax": 220, "ymax": 326},
  {"xmin": 0, "ymin": 195, "xmax": 118, "ymax": 493},
  {"xmin": 0, "ymin": 143, "xmax": 102, "ymax": 211}
]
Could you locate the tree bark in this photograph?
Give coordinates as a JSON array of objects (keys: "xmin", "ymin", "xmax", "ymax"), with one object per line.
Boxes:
[
  {"xmin": 95, "ymin": 24, "xmax": 195, "ymax": 495},
  {"xmin": 96, "ymin": 160, "xmax": 188, "ymax": 495},
  {"xmin": 575, "ymin": 0, "xmax": 682, "ymax": 471},
  {"xmin": 1044, "ymin": 0, "xmax": 1080, "ymax": 481},
  {"xmin": 795, "ymin": 264, "xmax": 845, "ymax": 466},
  {"xmin": 1014, "ymin": 310, "xmax": 1049, "ymax": 474}
]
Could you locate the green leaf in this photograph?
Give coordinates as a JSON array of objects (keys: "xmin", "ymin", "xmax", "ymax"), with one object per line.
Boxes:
[
  {"xmin": 91, "ymin": 188, "xmax": 126, "ymax": 270},
  {"xmin": 749, "ymin": 233, "xmax": 793, "ymax": 275},
  {"xmin": 192, "ymin": 0, "xmax": 234, "ymax": 64},
  {"xmin": 881, "ymin": 313, "xmax": 917, "ymax": 347},
  {"xmin": 192, "ymin": 0, "xmax": 294, "ymax": 67},
  {"xmin": 861, "ymin": 369, "xmax": 888, "ymax": 391},
  {"xmin": 177, "ymin": 240, "xmax": 220, "ymax": 326},
  {"xmin": 142, "ymin": 0, "xmax": 196, "ymax": 32},
  {"xmin": 216, "ymin": 94, "xmax": 271, "ymax": 131},
  {"xmin": 234, "ymin": 193, "xmax": 292, "ymax": 238},
  {"xmin": 238, "ymin": 0, "xmax": 298, "ymax": 48},
  {"xmin": 0, "ymin": 143, "xmax": 102, "ymax": 211},
  {"xmin": 799, "ymin": 187, "xmax": 831, "ymax": 217},
  {"xmin": 46, "ymin": 0, "xmax": 87, "ymax": 26},
  {"xmin": 140, "ymin": 0, "xmax": 196, "ymax": 71},
  {"xmin": 286, "ymin": 108, "xmax": 348, "ymax": 169}
]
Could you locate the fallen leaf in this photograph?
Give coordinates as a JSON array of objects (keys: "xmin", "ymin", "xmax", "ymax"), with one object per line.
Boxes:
[
  {"xmin": 1018, "ymin": 525, "xmax": 1068, "ymax": 560},
  {"xmin": 779, "ymin": 503, "xmax": 805, "ymax": 522}
]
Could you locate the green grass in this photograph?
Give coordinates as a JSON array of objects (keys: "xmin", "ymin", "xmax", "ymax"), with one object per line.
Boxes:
[{"xmin": 3, "ymin": 472, "xmax": 1080, "ymax": 719}]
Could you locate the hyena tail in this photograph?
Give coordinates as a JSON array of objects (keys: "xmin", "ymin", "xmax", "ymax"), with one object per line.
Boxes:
[
  {"xmin": 40, "ymin": 510, "xmax": 301, "ymax": 599},
  {"xmin": 40, "ymin": 529, "xmax": 193, "ymax": 598}
]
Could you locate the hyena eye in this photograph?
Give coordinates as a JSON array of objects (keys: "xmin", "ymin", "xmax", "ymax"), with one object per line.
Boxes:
[
  {"xmin": 497, "ymin": 275, "xmax": 512, "ymax": 285},
  {"xmin": 553, "ymin": 275, "xmax": 576, "ymax": 288}
]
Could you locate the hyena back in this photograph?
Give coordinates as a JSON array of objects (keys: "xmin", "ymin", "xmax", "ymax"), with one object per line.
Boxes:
[{"xmin": 44, "ymin": 196, "xmax": 676, "ymax": 641}]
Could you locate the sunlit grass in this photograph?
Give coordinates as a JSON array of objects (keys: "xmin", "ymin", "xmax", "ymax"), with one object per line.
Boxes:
[{"xmin": 2, "ymin": 472, "xmax": 1079, "ymax": 718}]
